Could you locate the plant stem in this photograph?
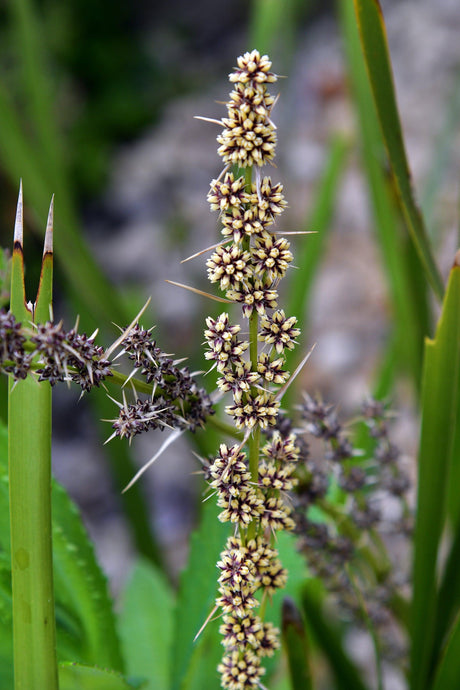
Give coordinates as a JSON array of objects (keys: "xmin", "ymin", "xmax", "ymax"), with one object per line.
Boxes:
[
  {"xmin": 9, "ymin": 376, "xmax": 58, "ymax": 690},
  {"xmin": 8, "ymin": 210, "xmax": 58, "ymax": 689}
]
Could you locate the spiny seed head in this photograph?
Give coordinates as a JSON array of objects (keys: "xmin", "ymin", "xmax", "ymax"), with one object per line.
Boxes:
[
  {"xmin": 226, "ymin": 391, "xmax": 280, "ymax": 430},
  {"xmin": 217, "ymin": 544, "xmax": 257, "ymax": 590},
  {"xmin": 204, "ymin": 313, "xmax": 240, "ymax": 347},
  {"xmin": 257, "ymin": 621, "xmax": 280, "ymax": 657},
  {"xmin": 217, "ymin": 361, "xmax": 260, "ymax": 395},
  {"xmin": 257, "ymin": 352, "xmax": 289, "ymax": 385},
  {"xmin": 217, "ymin": 120, "xmax": 277, "ymax": 168},
  {"xmin": 209, "ymin": 444, "xmax": 251, "ymax": 495},
  {"xmin": 229, "ymin": 83, "xmax": 275, "ymax": 119},
  {"xmin": 208, "ymin": 173, "xmax": 250, "ymax": 212},
  {"xmin": 259, "ymin": 310, "xmax": 300, "ymax": 353},
  {"xmin": 226, "ymin": 280, "xmax": 278, "ymax": 319},
  {"xmin": 253, "ymin": 235, "xmax": 293, "ymax": 280},
  {"xmin": 219, "ymin": 612, "xmax": 263, "ymax": 651},
  {"xmin": 216, "ymin": 51, "xmax": 278, "ymax": 169},
  {"xmin": 257, "ymin": 557, "xmax": 288, "ymax": 594},
  {"xmin": 258, "ymin": 463, "xmax": 297, "ymax": 491},
  {"xmin": 218, "ymin": 649, "xmax": 265, "ymax": 689},
  {"xmin": 262, "ymin": 431, "xmax": 300, "ymax": 463},
  {"xmin": 250, "ymin": 178, "xmax": 287, "ymax": 221},
  {"xmin": 207, "ymin": 244, "xmax": 252, "ymax": 291},
  {"xmin": 260, "ymin": 495, "xmax": 295, "ymax": 532},
  {"xmin": 229, "ymin": 51, "xmax": 276, "ymax": 85},
  {"xmin": 217, "ymin": 488, "xmax": 264, "ymax": 525}
]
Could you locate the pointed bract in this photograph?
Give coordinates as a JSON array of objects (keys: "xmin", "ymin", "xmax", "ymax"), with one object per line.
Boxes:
[
  {"xmin": 43, "ymin": 195, "xmax": 54, "ymax": 256},
  {"xmin": 14, "ymin": 180, "xmax": 24, "ymax": 248}
]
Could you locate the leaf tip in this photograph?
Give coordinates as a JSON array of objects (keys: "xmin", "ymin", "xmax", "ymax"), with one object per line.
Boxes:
[
  {"xmin": 43, "ymin": 195, "xmax": 54, "ymax": 256},
  {"xmin": 14, "ymin": 181, "xmax": 24, "ymax": 249}
]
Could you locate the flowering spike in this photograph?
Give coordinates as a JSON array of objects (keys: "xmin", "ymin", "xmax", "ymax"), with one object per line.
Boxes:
[{"xmin": 195, "ymin": 50, "xmax": 313, "ymax": 687}]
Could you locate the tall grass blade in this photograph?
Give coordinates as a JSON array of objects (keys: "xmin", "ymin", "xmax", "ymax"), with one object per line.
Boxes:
[
  {"xmin": 431, "ymin": 611, "xmax": 460, "ymax": 690},
  {"xmin": 340, "ymin": 0, "xmax": 429, "ymax": 390},
  {"xmin": 352, "ymin": 0, "xmax": 444, "ymax": 301},
  {"xmin": 410, "ymin": 252, "xmax": 460, "ymax": 690},
  {"xmin": 170, "ymin": 499, "xmax": 228, "ymax": 690},
  {"xmin": 282, "ymin": 597, "xmax": 313, "ymax": 690},
  {"xmin": 119, "ymin": 559, "xmax": 173, "ymax": 690}
]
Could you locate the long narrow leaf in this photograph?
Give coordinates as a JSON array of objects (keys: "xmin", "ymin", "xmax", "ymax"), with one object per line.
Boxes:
[
  {"xmin": 119, "ymin": 559, "xmax": 174, "ymax": 690},
  {"xmin": 353, "ymin": 0, "xmax": 444, "ymax": 301},
  {"xmin": 431, "ymin": 611, "xmax": 460, "ymax": 690},
  {"xmin": 170, "ymin": 499, "xmax": 228, "ymax": 690},
  {"xmin": 431, "ymin": 526, "xmax": 460, "ymax": 680},
  {"xmin": 282, "ymin": 597, "xmax": 313, "ymax": 690},
  {"xmin": 410, "ymin": 252, "xmax": 460, "ymax": 690},
  {"xmin": 340, "ymin": 0, "xmax": 428, "ymax": 390}
]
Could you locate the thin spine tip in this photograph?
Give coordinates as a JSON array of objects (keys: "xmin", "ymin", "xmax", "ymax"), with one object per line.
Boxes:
[
  {"xmin": 43, "ymin": 195, "xmax": 54, "ymax": 255},
  {"xmin": 14, "ymin": 181, "xmax": 24, "ymax": 246}
]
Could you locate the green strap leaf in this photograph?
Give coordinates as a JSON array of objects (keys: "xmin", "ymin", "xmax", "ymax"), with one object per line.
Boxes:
[
  {"xmin": 51, "ymin": 481, "xmax": 123, "ymax": 671},
  {"xmin": 170, "ymin": 499, "xmax": 228, "ymax": 690},
  {"xmin": 353, "ymin": 0, "xmax": 444, "ymax": 301},
  {"xmin": 341, "ymin": 0, "xmax": 429, "ymax": 391},
  {"xmin": 118, "ymin": 559, "xmax": 174, "ymax": 690},
  {"xmin": 282, "ymin": 597, "xmax": 313, "ymax": 690},
  {"xmin": 431, "ymin": 612, "xmax": 460, "ymax": 690},
  {"xmin": 59, "ymin": 663, "xmax": 139, "ymax": 690},
  {"xmin": 410, "ymin": 254, "xmax": 460, "ymax": 690}
]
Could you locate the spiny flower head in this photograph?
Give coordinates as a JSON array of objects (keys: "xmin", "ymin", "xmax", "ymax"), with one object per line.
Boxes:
[
  {"xmin": 259, "ymin": 310, "xmax": 300, "ymax": 353},
  {"xmin": 218, "ymin": 649, "xmax": 265, "ymax": 689},
  {"xmin": 226, "ymin": 279, "xmax": 278, "ymax": 319},
  {"xmin": 208, "ymin": 173, "xmax": 250, "ymax": 212},
  {"xmin": 216, "ymin": 50, "xmax": 278, "ymax": 169},
  {"xmin": 207, "ymin": 244, "xmax": 252, "ymax": 291},
  {"xmin": 253, "ymin": 235, "xmax": 292, "ymax": 280},
  {"xmin": 226, "ymin": 391, "xmax": 280, "ymax": 430},
  {"xmin": 229, "ymin": 51, "xmax": 276, "ymax": 85}
]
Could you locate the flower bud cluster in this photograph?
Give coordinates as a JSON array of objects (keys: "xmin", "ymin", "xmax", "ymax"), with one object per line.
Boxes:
[
  {"xmin": 110, "ymin": 323, "xmax": 213, "ymax": 439},
  {"xmin": 201, "ymin": 50, "xmax": 301, "ymax": 688},
  {"xmin": 0, "ymin": 309, "xmax": 212, "ymax": 439},
  {"xmin": 0, "ymin": 309, "xmax": 111, "ymax": 388},
  {"xmin": 290, "ymin": 394, "xmax": 412, "ymax": 664}
]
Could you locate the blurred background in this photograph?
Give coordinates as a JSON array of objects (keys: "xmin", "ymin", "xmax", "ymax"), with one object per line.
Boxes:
[{"xmin": 1, "ymin": 0, "xmax": 460, "ymax": 594}]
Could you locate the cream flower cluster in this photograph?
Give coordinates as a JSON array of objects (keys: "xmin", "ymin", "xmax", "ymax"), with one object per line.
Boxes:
[{"xmin": 201, "ymin": 50, "xmax": 303, "ymax": 689}]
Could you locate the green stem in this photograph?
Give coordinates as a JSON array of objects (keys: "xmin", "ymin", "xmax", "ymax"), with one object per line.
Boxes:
[
  {"xmin": 9, "ymin": 231, "xmax": 58, "ymax": 689},
  {"xmin": 9, "ymin": 376, "xmax": 58, "ymax": 690}
]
